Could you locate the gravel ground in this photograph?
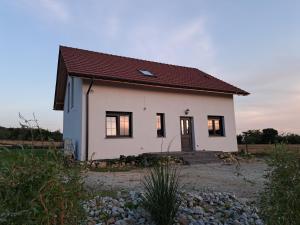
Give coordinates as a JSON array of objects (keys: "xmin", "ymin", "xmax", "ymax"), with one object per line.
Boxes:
[
  {"xmin": 84, "ymin": 191, "xmax": 264, "ymax": 225},
  {"xmin": 84, "ymin": 160, "xmax": 267, "ymax": 201}
]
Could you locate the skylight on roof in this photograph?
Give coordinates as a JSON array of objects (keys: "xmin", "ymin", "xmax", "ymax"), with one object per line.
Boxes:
[{"xmin": 139, "ymin": 69, "xmax": 154, "ymax": 76}]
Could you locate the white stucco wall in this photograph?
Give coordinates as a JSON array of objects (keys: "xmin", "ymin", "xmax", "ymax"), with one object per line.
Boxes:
[
  {"xmin": 81, "ymin": 82, "xmax": 238, "ymax": 160},
  {"xmin": 63, "ymin": 76, "xmax": 83, "ymax": 159}
]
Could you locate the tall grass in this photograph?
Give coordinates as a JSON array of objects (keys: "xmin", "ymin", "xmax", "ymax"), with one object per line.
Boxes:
[
  {"xmin": 141, "ymin": 162, "xmax": 180, "ymax": 225},
  {"xmin": 259, "ymin": 145, "xmax": 300, "ymax": 225},
  {"xmin": 0, "ymin": 148, "xmax": 86, "ymax": 225}
]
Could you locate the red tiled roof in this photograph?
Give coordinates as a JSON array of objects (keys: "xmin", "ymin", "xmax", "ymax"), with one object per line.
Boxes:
[{"xmin": 54, "ymin": 46, "xmax": 249, "ymax": 110}]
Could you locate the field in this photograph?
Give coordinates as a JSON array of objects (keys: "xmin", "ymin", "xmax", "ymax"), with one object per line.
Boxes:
[
  {"xmin": 0, "ymin": 139, "xmax": 63, "ymax": 148},
  {"xmin": 238, "ymin": 144, "xmax": 300, "ymax": 155}
]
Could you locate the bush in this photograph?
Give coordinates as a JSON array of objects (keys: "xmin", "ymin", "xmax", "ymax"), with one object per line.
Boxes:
[
  {"xmin": 0, "ymin": 149, "xmax": 86, "ymax": 225},
  {"xmin": 259, "ymin": 145, "xmax": 300, "ymax": 225},
  {"xmin": 141, "ymin": 163, "xmax": 180, "ymax": 225}
]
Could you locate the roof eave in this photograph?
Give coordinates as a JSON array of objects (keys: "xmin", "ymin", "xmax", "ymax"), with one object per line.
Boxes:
[
  {"xmin": 68, "ymin": 72, "xmax": 249, "ymax": 96},
  {"xmin": 53, "ymin": 49, "xmax": 62, "ymax": 110},
  {"xmin": 53, "ymin": 47, "xmax": 69, "ymax": 111}
]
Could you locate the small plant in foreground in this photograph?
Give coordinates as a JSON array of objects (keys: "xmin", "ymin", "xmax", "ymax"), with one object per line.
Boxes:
[
  {"xmin": 259, "ymin": 145, "xmax": 300, "ymax": 225},
  {"xmin": 0, "ymin": 148, "xmax": 86, "ymax": 225},
  {"xmin": 141, "ymin": 162, "xmax": 180, "ymax": 225}
]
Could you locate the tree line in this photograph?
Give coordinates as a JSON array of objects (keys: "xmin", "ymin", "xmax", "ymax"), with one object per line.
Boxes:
[
  {"xmin": 0, "ymin": 126, "xmax": 62, "ymax": 141},
  {"xmin": 1, "ymin": 126, "xmax": 299, "ymax": 144},
  {"xmin": 237, "ymin": 128, "xmax": 300, "ymax": 144}
]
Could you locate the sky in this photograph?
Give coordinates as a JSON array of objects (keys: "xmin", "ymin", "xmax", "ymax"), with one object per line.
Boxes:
[{"xmin": 0, "ymin": 0, "xmax": 299, "ymax": 134}]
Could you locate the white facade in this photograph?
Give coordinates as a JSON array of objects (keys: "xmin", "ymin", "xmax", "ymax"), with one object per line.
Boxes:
[
  {"xmin": 63, "ymin": 76, "xmax": 238, "ymax": 161},
  {"xmin": 63, "ymin": 76, "xmax": 84, "ymax": 160}
]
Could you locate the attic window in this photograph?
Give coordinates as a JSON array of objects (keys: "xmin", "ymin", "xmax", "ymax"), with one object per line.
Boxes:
[{"xmin": 139, "ymin": 69, "xmax": 154, "ymax": 76}]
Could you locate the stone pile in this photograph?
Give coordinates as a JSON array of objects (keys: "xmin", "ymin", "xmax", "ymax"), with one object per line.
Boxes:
[{"xmin": 83, "ymin": 191, "xmax": 264, "ymax": 225}]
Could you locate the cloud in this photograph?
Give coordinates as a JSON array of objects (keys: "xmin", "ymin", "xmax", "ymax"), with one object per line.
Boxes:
[
  {"xmin": 75, "ymin": 12, "xmax": 217, "ymax": 71},
  {"xmin": 235, "ymin": 58, "xmax": 300, "ymax": 134},
  {"xmin": 123, "ymin": 18, "xmax": 216, "ymax": 73},
  {"xmin": 18, "ymin": 0, "xmax": 70, "ymax": 23}
]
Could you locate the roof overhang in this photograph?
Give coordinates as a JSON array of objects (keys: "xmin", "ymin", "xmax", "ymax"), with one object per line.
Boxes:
[{"xmin": 70, "ymin": 72, "xmax": 250, "ymax": 96}]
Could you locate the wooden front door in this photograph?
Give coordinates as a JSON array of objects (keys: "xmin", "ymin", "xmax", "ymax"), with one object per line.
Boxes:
[{"xmin": 180, "ymin": 117, "xmax": 193, "ymax": 152}]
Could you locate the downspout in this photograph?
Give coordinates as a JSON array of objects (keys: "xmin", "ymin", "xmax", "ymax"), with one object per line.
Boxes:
[{"xmin": 85, "ymin": 79, "xmax": 94, "ymax": 161}]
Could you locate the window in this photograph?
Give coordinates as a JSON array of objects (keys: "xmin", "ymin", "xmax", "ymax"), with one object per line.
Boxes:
[
  {"xmin": 208, "ymin": 116, "xmax": 225, "ymax": 136},
  {"xmin": 71, "ymin": 77, "xmax": 74, "ymax": 108},
  {"xmin": 139, "ymin": 69, "xmax": 154, "ymax": 76},
  {"xmin": 67, "ymin": 82, "xmax": 70, "ymax": 113},
  {"xmin": 156, "ymin": 113, "xmax": 165, "ymax": 137},
  {"xmin": 106, "ymin": 112, "xmax": 132, "ymax": 137}
]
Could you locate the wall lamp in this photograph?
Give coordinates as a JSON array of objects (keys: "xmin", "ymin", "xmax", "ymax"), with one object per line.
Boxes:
[{"xmin": 185, "ymin": 109, "xmax": 190, "ymax": 115}]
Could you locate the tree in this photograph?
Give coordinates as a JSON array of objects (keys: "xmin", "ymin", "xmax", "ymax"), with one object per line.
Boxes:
[
  {"xmin": 237, "ymin": 129, "xmax": 300, "ymax": 145},
  {"xmin": 242, "ymin": 130, "xmax": 263, "ymax": 144},
  {"xmin": 262, "ymin": 128, "xmax": 278, "ymax": 144},
  {"xmin": 237, "ymin": 134, "xmax": 243, "ymax": 144}
]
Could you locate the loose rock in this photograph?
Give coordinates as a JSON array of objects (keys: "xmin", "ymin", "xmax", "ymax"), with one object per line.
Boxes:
[{"xmin": 83, "ymin": 191, "xmax": 264, "ymax": 225}]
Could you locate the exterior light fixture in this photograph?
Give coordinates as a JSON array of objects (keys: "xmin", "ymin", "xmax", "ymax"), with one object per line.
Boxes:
[{"xmin": 185, "ymin": 109, "xmax": 190, "ymax": 115}]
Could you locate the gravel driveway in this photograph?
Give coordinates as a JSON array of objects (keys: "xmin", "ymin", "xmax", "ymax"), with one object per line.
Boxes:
[{"xmin": 84, "ymin": 160, "xmax": 267, "ymax": 201}]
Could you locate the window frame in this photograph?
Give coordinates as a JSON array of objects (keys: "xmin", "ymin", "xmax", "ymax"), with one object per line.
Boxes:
[
  {"xmin": 156, "ymin": 113, "xmax": 165, "ymax": 137},
  {"xmin": 207, "ymin": 115, "xmax": 225, "ymax": 137},
  {"xmin": 105, "ymin": 111, "xmax": 132, "ymax": 138}
]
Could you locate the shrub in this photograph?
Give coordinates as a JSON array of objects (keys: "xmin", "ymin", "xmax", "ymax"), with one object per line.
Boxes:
[
  {"xmin": 259, "ymin": 145, "xmax": 300, "ymax": 225},
  {"xmin": 0, "ymin": 148, "xmax": 86, "ymax": 225},
  {"xmin": 141, "ymin": 163, "xmax": 180, "ymax": 225}
]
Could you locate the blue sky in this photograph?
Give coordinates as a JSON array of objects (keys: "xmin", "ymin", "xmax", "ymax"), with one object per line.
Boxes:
[{"xmin": 0, "ymin": 0, "xmax": 299, "ymax": 133}]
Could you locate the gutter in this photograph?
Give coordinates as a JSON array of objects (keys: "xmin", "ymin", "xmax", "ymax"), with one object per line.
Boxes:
[{"xmin": 85, "ymin": 78, "xmax": 94, "ymax": 161}]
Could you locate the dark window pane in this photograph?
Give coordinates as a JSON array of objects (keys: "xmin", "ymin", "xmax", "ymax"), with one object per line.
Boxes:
[
  {"xmin": 71, "ymin": 77, "xmax": 74, "ymax": 108},
  {"xmin": 67, "ymin": 83, "xmax": 70, "ymax": 112},
  {"xmin": 156, "ymin": 113, "xmax": 165, "ymax": 137}
]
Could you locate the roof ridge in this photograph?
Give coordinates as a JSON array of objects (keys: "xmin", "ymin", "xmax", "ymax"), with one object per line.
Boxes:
[{"xmin": 59, "ymin": 45, "xmax": 199, "ymax": 71}]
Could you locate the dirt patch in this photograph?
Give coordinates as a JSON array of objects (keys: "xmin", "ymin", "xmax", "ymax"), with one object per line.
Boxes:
[{"xmin": 84, "ymin": 159, "xmax": 267, "ymax": 201}]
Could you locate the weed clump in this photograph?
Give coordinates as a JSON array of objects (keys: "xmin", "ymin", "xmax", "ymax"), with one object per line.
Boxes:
[
  {"xmin": 0, "ymin": 148, "xmax": 86, "ymax": 225},
  {"xmin": 141, "ymin": 162, "xmax": 180, "ymax": 225},
  {"xmin": 259, "ymin": 145, "xmax": 300, "ymax": 225}
]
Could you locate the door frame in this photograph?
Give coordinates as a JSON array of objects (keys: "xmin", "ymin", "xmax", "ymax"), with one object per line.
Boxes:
[{"xmin": 179, "ymin": 116, "xmax": 195, "ymax": 152}]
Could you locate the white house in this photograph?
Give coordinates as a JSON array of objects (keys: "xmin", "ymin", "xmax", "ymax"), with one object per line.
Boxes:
[{"xmin": 53, "ymin": 46, "xmax": 249, "ymax": 161}]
